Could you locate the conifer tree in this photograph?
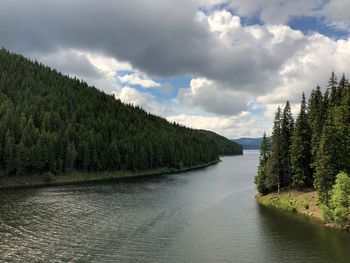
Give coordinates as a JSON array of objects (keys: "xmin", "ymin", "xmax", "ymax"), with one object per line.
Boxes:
[
  {"xmin": 328, "ymin": 71, "xmax": 338, "ymax": 106},
  {"xmin": 308, "ymin": 86, "xmax": 324, "ymax": 169},
  {"xmin": 255, "ymin": 132, "xmax": 270, "ymax": 194},
  {"xmin": 4, "ymin": 131, "xmax": 16, "ymax": 176},
  {"xmin": 280, "ymin": 101, "xmax": 294, "ymax": 188},
  {"xmin": 315, "ymin": 78, "xmax": 350, "ymax": 203},
  {"xmin": 265, "ymin": 107, "xmax": 282, "ymax": 192},
  {"xmin": 291, "ymin": 93, "xmax": 312, "ymax": 188}
]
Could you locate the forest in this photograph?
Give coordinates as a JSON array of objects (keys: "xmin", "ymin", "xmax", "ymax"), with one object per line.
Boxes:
[
  {"xmin": 0, "ymin": 48, "xmax": 242, "ymax": 178},
  {"xmin": 255, "ymin": 72, "xmax": 350, "ymax": 223}
]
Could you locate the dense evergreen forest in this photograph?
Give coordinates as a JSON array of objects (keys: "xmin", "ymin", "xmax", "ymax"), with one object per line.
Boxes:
[
  {"xmin": 255, "ymin": 72, "xmax": 350, "ymax": 223},
  {"xmin": 0, "ymin": 48, "xmax": 242, "ymax": 178},
  {"xmin": 198, "ymin": 130, "xmax": 243, "ymax": 155}
]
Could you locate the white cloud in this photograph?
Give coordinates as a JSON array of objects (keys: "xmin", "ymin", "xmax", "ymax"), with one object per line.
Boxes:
[
  {"xmin": 257, "ymin": 34, "xmax": 350, "ymax": 105},
  {"xmin": 167, "ymin": 111, "xmax": 267, "ymax": 138},
  {"xmin": 178, "ymin": 77, "xmax": 251, "ymax": 115},
  {"xmin": 113, "ymin": 87, "xmax": 172, "ymax": 116},
  {"xmin": 118, "ymin": 73, "xmax": 161, "ymax": 88}
]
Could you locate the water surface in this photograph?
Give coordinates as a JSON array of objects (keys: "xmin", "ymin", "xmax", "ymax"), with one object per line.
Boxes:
[{"xmin": 0, "ymin": 151, "xmax": 349, "ymax": 262}]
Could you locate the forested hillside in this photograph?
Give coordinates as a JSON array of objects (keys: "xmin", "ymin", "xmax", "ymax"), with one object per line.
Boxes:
[
  {"xmin": 255, "ymin": 72, "xmax": 350, "ymax": 223},
  {"xmin": 198, "ymin": 130, "xmax": 243, "ymax": 155},
  {"xmin": 0, "ymin": 48, "xmax": 241, "ymax": 178}
]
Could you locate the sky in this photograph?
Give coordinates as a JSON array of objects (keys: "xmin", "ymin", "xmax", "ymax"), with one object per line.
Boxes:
[{"xmin": 1, "ymin": 0, "xmax": 350, "ymax": 138}]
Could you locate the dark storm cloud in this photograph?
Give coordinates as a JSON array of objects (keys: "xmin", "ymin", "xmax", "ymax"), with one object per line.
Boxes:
[
  {"xmin": 0, "ymin": 0, "xmax": 211, "ymax": 76},
  {"xmin": 39, "ymin": 50, "xmax": 102, "ymax": 79},
  {"xmin": 0, "ymin": 0, "xmax": 319, "ymax": 117},
  {"xmin": 0, "ymin": 0, "xmax": 293, "ymax": 93}
]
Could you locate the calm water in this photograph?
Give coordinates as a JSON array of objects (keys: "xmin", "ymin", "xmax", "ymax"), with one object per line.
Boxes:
[{"xmin": 0, "ymin": 151, "xmax": 349, "ymax": 262}]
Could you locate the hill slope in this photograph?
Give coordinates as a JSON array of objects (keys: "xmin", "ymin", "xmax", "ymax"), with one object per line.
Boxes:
[
  {"xmin": 233, "ymin": 137, "xmax": 263, "ymax": 150},
  {"xmin": 0, "ymin": 48, "xmax": 241, "ymax": 178},
  {"xmin": 199, "ymin": 130, "xmax": 243, "ymax": 155}
]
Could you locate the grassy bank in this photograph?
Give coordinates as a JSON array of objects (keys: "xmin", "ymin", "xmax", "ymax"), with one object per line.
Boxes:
[
  {"xmin": 0, "ymin": 160, "xmax": 220, "ymax": 190},
  {"xmin": 256, "ymin": 190, "xmax": 322, "ymax": 219},
  {"xmin": 256, "ymin": 190, "xmax": 350, "ymax": 231}
]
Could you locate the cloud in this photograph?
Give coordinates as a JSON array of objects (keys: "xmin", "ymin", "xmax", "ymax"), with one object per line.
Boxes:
[
  {"xmin": 0, "ymin": 0, "xmax": 210, "ymax": 76},
  {"xmin": 167, "ymin": 111, "xmax": 265, "ymax": 138},
  {"xmin": 37, "ymin": 49, "xmax": 122, "ymax": 94},
  {"xmin": 1, "ymin": 1, "xmax": 350, "ymax": 138},
  {"xmin": 224, "ymin": 0, "xmax": 323, "ymax": 24},
  {"xmin": 257, "ymin": 34, "xmax": 350, "ymax": 105},
  {"xmin": 177, "ymin": 77, "xmax": 251, "ymax": 115},
  {"xmin": 0, "ymin": 2, "xmax": 308, "ymax": 94},
  {"xmin": 117, "ymin": 73, "xmax": 161, "ymax": 88},
  {"xmin": 113, "ymin": 87, "xmax": 173, "ymax": 116},
  {"xmin": 320, "ymin": 0, "xmax": 350, "ymax": 30}
]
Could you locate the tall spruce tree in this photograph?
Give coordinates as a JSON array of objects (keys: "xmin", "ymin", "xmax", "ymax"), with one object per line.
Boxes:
[
  {"xmin": 255, "ymin": 132, "xmax": 271, "ymax": 194},
  {"xmin": 328, "ymin": 71, "xmax": 338, "ymax": 107},
  {"xmin": 291, "ymin": 93, "xmax": 312, "ymax": 188},
  {"xmin": 315, "ymin": 75, "xmax": 350, "ymax": 203},
  {"xmin": 308, "ymin": 86, "xmax": 324, "ymax": 169},
  {"xmin": 265, "ymin": 107, "xmax": 282, "ymax": 192},
  {"xmin": 280, "ymin": 101, "xmax": 294, "ymax": 188}
]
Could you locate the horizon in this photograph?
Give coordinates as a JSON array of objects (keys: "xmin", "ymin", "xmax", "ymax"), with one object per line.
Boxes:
[{"xmin": 1, "ymin": 0, "xmax": 349, "ymax": 138}]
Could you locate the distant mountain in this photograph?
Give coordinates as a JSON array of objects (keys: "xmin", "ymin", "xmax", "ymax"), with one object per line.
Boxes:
[{"xmin": 232, "ymin": 137, "xmax": 264, "ymax": 150}]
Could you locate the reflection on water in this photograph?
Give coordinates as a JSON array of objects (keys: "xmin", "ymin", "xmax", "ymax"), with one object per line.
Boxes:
[{"xmin": 0, "ymin": 151, "xmax": 349, "ymax": 262}]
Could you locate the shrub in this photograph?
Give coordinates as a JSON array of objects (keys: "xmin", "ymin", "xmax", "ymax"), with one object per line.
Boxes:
[
  {"xmin": 328, "ymin": 172, "xmax": 350, "ymax": 222},
  {"xmin": 42, "ymin": 172, "xmax": 55, "ymax": 183},
  {"xmin": 321, "ymin": 204, "xmax": 333, "ymax": 223},
  {"xmin": 304, "ymin": 202, "xmax": 309, "ymax": 210}
]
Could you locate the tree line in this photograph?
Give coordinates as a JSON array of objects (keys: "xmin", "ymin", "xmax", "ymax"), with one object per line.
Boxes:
[
  {"xmin": 0, "ymin": 48, "xmax": 242, "ymax": 178},
  {"xmin": 255, "ymin": 72, "xmax": 350, "ymax": 219}
]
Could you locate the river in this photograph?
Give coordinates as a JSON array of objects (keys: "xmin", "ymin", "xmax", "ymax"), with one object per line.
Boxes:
[{"xmin": 0, "ymin": 150, "xmax": 349, "ymax": 262}]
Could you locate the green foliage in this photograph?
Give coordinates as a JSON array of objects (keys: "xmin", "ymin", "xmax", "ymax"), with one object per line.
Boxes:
[
  {"xmin": 256, "ymin": 192, "xmax": 298, "ymax": 213},
  {"xmin": 328, "ymin": 172, "xmax": 350, "ymax": 222},
  {"xmin": 308, "ymin": 86, "xmax": 324, "ymax": 170},
  {"xmin": 321, "ymin": 204, "xmax": 333, "ymax": 223},
  {"xmin": 265, "ymin": 107, "xmax": 282, "ymax": 192},
  {"xmin": 315, "ymin": 86, "xmax": 350, "ymax": 203},
  {"xmin": 257, "ymin": 71, "xmax": 350, "ymax": 209},
  {"xmin": 291, "ymin": 93, "xmax": 312, "ymax": 188},
  {"xmin": 198, "ymin": 130, "xmax": 243, "ymax": 155},
  {"xmin": 0, "ymin": 48, "xmax": 241, "ymax": 178},
  {"xmin": 255, "ymin": 132, "xmax": 270, "ymax": 194},
  {"xmin": 280, "ymin": 101, "xmax": 294, "ymax": 188},
  {"xmin": 42, "ymin": 172, "xmax": 55, "ymax": 183}
]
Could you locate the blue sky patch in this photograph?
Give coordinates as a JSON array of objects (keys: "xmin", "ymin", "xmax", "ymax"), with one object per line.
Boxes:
[{"xmin": 288, "ymin": 16, "xmax": 349, "ymax": 40}]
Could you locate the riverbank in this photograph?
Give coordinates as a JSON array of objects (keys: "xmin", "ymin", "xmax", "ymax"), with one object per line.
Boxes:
[
  {"xmin": 256, "ymin": 190, "xmax": 350, "ymax": 231},
  {"xmin": 0, "ymin": 160, "xmax": 220, "ymax": 190}
]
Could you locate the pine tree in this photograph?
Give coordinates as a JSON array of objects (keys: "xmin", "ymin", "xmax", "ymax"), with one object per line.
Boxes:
[
  {"xmin": 291, "ymin": 93, "xmax": 312, "ymax": 188},
  {"xmin": 4, "ymin": 131, "xmax": 16, "ymax": 176},
  {"xmin": 315, "ymin": 78, "xmax": 350, "ymax": 204},
  {"xmin": 280, "ymin": 101, "xmax": 294, "ymax": 188},
  {"xmin": 308, "ymin": 86, "xmax": 324, "ymax": 169},
  {"xmin": 255, "ymin": 132, "xmax": 271, "ymax": 194},
  {"xmin": 328, "ymin": 71, "xmax": 338, "ymax": 106},
  {"xmin": 65, "ymin": 142, "xmax": 77, "ymax": 173},
  {"xmin": 265, "ymin": 107, "xmax": 282, "ymax": 192}
]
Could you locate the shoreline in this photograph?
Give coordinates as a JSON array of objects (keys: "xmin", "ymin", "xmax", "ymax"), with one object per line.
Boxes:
[
  {"xmin": 256, "ymin": 190, "xmax": 350, "ymax": 231},
  {"xmin": 0, "ymin": 159, "xmax": 222, "ymax": 191}
]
